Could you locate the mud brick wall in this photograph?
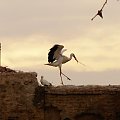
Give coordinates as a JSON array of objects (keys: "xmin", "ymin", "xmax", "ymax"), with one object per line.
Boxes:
[
  {"xmin": 44, "ymin": 85, "xmax": 120, "ymax": 120},
  {"xmin": 0, "ymin": 69, "xmax": 120, "ymax": 120},
  {"xmin": 0, "ymin": 72, "xmax": 44, "ymax": 120}
]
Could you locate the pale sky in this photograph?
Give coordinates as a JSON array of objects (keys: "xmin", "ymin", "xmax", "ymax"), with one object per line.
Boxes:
[{"xmin": 0, "ymin": 0, "xmax": 120, "ymax": 85}]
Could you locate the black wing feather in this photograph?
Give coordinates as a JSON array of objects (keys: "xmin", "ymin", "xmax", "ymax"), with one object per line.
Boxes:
[{"xmin": 48, "ymin": 44, "xmax": 59, "ymax": 63}]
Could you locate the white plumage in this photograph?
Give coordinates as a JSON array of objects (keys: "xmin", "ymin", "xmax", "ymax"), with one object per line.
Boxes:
[
  {"xmin": 40, "ymin": 76, "xmax": 52, "ymax": 86},
  {"xmin": 45, "ymin": 44, "xmax": 84, "ymax": 85}
]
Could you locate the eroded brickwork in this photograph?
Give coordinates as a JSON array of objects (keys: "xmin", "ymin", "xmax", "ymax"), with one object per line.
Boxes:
[
  {"xmin": 43, "ymin": 86, "xmax": 120, "ymax": 120},
  {"xmin": 0, "ymin": 67, "xmax": 120, "ymax": 120},
  {"xmin": 0, "ymin": 71, "xmax": 44, "ymax": 120}
]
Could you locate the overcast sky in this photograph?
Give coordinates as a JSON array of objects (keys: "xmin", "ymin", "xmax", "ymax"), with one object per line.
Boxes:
[{"xmin": 0, "ymin": 0, "xmax": 120, "ymax": 85}]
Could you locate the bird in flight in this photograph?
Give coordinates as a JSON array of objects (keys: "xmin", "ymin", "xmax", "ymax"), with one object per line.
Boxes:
[
  {"xmin": 91, "ymin": 0, "xmax": 107, "ymax": 21},
  {"xmin": 45, "ymin": 44, "xmax": 85, "ymax": 85}
]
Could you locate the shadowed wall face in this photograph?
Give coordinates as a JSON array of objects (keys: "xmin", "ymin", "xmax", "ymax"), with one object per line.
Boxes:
[
  {"xmin": 75, "ymin": 113, "xmax": 104, "ymax": 120},
  {"xmin": 45, "ymin": 106, "xmax": 61, "ymax": 120},
  {"xmin": 43, "ymin": 86, "xmax": 120, "ymax": 120},
  {"xmin": 0, "ymin": 72, "xmax": 44, "ymax": 120},
  {"xmin": 0, "ymin": 70, "xmax": 120, "ymax": 120}
]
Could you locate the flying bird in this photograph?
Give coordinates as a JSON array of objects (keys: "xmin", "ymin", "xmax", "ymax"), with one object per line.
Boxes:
[
  {"xmin": 45, "ymin": 44, "xmax": 85, "ymax": 85},
  {"xmin": 40, "ymin": 76, "xmax": 52, "ymax": 86},
  {"xmin": 91, "ymin": 0, "xmax": 107, "ymax": 21},
  {"xmin": 91, "ymin": 9, "xmax": 103, "ymax": 21}
]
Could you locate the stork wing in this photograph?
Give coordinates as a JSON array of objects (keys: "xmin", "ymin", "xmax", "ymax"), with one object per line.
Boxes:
[
  {"xmin": 48, "ymin": 44, "xmax": 64, "ymax": 63},
  {"xmin": 61, "ymin": 49, "xmax": 67, "ymax": 54}
]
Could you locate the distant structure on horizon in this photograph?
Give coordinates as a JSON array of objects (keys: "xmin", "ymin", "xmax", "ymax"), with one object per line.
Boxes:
[{"xmin": 0, "ymin": 43, "xmax": 1, "ymax": 66}]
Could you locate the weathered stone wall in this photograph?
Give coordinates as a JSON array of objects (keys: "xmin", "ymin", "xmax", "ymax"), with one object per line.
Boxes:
[
  {"xmin": 0, "ymin": 68, "xmax": 120, "ymax": 120},
  {"xmin": 0, "ymin": 72, "xmax": 44, "ymax": 120},
  {"xmin": 42, "ymin": 86, "xmax": 120, "ymax": 120}
]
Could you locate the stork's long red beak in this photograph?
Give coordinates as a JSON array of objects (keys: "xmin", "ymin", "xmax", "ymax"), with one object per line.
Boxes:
[
  {"xmin": 73, "ymin": 54, "xmax": 79, "ymax": 63},
  {"xmin": 78, "ymin": 61, "xmax": 86, "ymax": 67},
  {"xmin": 73, "ymin": 54, "xmax": 86, "ymax": 67}
]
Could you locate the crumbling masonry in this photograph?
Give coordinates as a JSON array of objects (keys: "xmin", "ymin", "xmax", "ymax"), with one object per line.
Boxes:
[{"xmin": 0, "ymin": 67, "xmax": 120, "ymax": 120}]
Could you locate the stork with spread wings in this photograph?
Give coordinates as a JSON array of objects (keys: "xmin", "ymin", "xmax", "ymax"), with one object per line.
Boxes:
[{"xmin": 45, "ymin": 44, "xmax": 85, "ymax": 85}]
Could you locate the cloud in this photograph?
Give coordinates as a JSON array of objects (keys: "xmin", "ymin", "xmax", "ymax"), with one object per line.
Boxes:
[
  {"xmin": 1, "ymin": 35, "xmax": 53, "ymax": 67},
  {"xmin": 21, "ymin": 67, "xmax": 120, "ymax": 85},
  {"xmin": 0, "ymin": 0, "xmax": 119, "ymax": 39},
  {"xmin": 1, "ymin": 33, "xmax": 120, "ymax": 72}
]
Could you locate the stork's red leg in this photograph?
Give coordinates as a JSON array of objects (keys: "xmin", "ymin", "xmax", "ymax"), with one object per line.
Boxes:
[
  {"xmin": 59, "ymin": 66, "xmax": 64, "ymax": 85},
  {"xmin": 61, "ymin": 72, "xmax": 71, "ymax": 80}
]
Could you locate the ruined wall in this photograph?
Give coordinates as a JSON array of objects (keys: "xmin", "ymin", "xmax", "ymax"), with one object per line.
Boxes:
[
  {"xmin": 0, "ymin": 68, "xmax": 120, "ymax": 120},
  {"xmin": 43, "ymin": 86, "xmax": 120, "ymax": 120},
  {"xmin": 0, "ymin": 71, "xmax": 44, "ymax": 120}
]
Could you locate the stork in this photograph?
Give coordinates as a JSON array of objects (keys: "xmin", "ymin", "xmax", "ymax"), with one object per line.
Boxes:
[
  {"xmin": 40, "ymin": 76, "xmax": 52, "ymax": 86},
  {"xmin": 45, "ymin": 44, "xmax": 85, "ymax": 85}
]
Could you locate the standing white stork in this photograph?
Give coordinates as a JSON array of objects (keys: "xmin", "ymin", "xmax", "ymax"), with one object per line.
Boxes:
[
  {"xmin": 45, "ymin": 44, "xmax": 85, "ymax": 85},
  {"xmin": 40, "ymin": 76, "xmax": 52, "ymax": 86}
]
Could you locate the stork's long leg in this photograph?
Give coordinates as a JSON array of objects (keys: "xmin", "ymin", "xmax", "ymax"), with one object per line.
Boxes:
[
  {"xmin": 59, "ymin": 66, "xmax": 64, "ymax": 85},
  {"xmin": 61, "ymin": 72, "xmax": 71, "ymax": 80}
]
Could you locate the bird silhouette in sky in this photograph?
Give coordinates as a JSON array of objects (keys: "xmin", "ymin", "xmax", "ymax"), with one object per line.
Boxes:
[{"xmin": 91, "ymin": 0, "xmax": 107, "ymax": 20}]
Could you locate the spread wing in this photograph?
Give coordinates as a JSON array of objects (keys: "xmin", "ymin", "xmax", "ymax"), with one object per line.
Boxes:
[
  {"xmin": 48, "ymin": 44, "xmax": 64, "ymax": 63},
  {"xmin": 61, "ymin": 49, "xmax": 67, "ymax": 54}
]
